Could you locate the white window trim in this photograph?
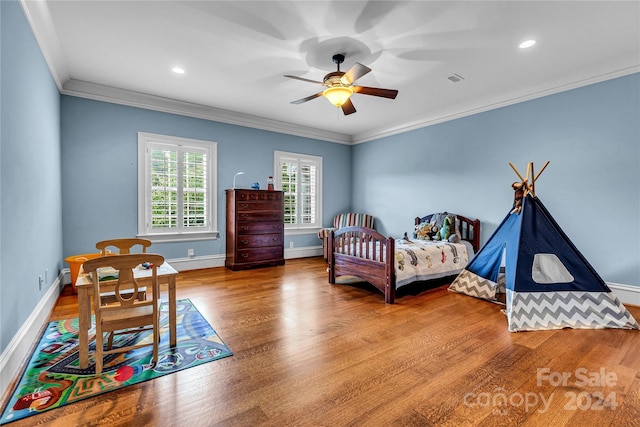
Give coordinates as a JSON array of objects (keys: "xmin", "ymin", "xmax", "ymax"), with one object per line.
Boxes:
[
  {"xmin": 137, "ymin": 132, "xmax": 218, "ymax": 242},
  {"xmin": 274, "ymin": 150, "xmax": 322, "ymax": 234}
]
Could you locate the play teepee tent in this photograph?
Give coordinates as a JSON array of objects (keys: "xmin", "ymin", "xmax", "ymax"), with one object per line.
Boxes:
[{"xmin": 449, "ymin": 162, "xmax": 639, "ymax": 332}]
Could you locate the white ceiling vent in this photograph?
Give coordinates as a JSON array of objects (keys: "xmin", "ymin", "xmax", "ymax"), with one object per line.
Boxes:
[{"xmin": 447, "ymin": 74, "xmax": 465, "ymax": 83}]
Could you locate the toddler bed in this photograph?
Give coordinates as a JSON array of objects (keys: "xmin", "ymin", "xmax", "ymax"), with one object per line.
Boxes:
[{"xmin": 328, "ymin": 213, "xmax": 480, "ymax": 303}]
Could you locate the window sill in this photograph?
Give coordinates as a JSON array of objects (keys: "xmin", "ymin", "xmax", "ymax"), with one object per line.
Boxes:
[{"xmin": 138, "ymin": 232, "xmax": 219, "ymax": 243}]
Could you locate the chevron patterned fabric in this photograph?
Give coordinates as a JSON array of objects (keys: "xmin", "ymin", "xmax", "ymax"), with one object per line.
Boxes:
[
  {"xmin": 448, "ymin": 194, "xmax": 639, "ymax": 332},
  {"xmin": 449, "ymin": 269, "xmax": 499, "ymax": 301},
  {"xmin": 506, "ymin": 290, "xmax": 640, "ymax": 332}
]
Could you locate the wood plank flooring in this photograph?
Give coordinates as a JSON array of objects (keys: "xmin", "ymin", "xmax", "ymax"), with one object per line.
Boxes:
[{"xmin": 4, "ymin": 257, "xmax": 640, "ymax": 426}]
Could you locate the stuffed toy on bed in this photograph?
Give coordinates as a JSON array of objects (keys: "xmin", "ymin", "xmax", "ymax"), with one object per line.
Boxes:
[
  {"xmin": 414, "ymin": 222, "xmax": 437, "ymax": 240},
  {"xmin": 439, "ymin": 216, "xmax": 451, "ymax": 241},
  {"xmin": 432, "ymin": 214, "xmax": 461, "ymax": 243}
]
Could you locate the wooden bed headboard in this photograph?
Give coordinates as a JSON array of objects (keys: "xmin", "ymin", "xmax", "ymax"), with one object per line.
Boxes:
[{"xmin": 414, "ymin": 213, "xmax": 481, "ymax": 252}]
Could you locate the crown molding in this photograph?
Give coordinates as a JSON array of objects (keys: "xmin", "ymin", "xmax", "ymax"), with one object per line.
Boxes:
[
  {"xmin": 20, "ymin": 0, "xmax": 348, "ymax": 144},
  {"xmin": 38, "ymin": 64, "xmax": 640, "ymax": 150},
  {"xmin": 62, "ymin": 65, "xmax": 639, "ymax": 147},
  {"xmin": 351, "ymin": 66, "xmax": 640, "ymax": 144},
  {"xmin": 20, "ymin": 0, "xmax": 68, "ymax": 91},
  {"xmin": 61, "ymin": 79, "xmax": 353, "ymax": 145}
]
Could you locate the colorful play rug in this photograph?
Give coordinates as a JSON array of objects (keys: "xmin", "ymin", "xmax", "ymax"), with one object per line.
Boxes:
[{"xmin": 0, "ymin": 299, "xmax": 232, "ymax": 424}]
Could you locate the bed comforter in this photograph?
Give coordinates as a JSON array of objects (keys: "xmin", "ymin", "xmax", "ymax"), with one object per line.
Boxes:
[{"xmin": 394, "ymin": 239, "xmax": 473, "ymax": 288}]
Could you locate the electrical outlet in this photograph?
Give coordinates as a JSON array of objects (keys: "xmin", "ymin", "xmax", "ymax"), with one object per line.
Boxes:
[
  {"xmin": 289, "ymin": 242, "xmax": 294, "ymax": 248},
  {"xmin": 38, "ymin": 275, "xmax": 44, "ymax": 291},
  {"xmin": 188, "ymin": 248, "xmax": 195, "ymax": 258}
]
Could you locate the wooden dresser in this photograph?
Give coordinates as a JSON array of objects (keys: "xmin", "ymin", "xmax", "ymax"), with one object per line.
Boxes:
[{"xmin": 225, "ymin": 189, "xmax": 285, "ymax": 271}]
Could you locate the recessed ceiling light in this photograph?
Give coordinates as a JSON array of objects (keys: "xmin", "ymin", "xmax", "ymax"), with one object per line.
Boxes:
[
  {"xmin": 172, "ymin": 67, "xmax": 185, "ymax": 74},
  {"xmin": 519, "ymin": 40, "xmax": 536, "ymax": 49}
]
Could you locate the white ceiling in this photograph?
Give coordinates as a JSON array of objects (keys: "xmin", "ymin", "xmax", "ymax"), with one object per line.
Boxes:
[{"xmin": 22, "ymin": 1, "xmax": 640, "ymax": 144}]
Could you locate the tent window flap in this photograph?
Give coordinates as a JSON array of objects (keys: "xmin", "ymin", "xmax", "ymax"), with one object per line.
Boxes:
[{"xmin": 532, "ymin": 253, "xmax": 574, "ymax": 284}]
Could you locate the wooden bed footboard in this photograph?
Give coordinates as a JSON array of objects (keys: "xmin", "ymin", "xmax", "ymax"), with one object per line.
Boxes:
[{"xmin": 328, "ymin": 226, "xmax": 396, "ymax": 303}]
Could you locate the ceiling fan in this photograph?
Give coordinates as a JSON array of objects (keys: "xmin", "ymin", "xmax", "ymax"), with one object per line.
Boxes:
[{"xmin": 284, "ymin": 54, "xmax": 398, "ymax": 116}]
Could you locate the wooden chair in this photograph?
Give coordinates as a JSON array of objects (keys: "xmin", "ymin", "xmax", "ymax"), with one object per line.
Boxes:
[
  {"xmin": 96, "ymin": 238, "xmax": 152, "ymax": 301},
  {"xmin": 96, "ymin": 238, "xmax": 152, "ymax": 255},
  {"xmin": 82, "ymin": 253, "xmax": 165, "ymax": 374}
]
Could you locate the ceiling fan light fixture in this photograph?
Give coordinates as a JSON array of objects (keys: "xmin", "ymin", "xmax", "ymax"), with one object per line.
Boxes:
[{"xmin": 323, "ymin": 86, "xmax": 353, "ymax": 107}]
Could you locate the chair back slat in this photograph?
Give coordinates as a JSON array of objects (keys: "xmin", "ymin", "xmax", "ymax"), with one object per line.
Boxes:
[{"xmin": 95, "ymin": 238, "xmax": 152, "ymax": 255}]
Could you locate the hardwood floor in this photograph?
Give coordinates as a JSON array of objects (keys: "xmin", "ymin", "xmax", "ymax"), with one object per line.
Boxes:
[{"xmin": 5, "ymin": 257, "xmax": 640, "ymax": 426}]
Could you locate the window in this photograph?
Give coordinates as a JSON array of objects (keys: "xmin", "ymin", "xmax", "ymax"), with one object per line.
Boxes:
[
  {"xmin": 274, "ymin": 151, "xmax": 322, "ymax": 232},
  {"xmin": 532, "ymin": 253, "xmax": 575, "ymax": 284},
  {"xmin": 138, "ymin": 133, "xmax": 217, "ymax": 242}
]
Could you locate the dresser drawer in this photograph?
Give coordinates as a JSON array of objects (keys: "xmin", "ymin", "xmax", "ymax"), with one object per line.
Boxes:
[
  {"xmin": 236, "ymin": 200, "xmax": 281, "ymax": 211},
  {"xmin": 236, "ymin": 246, "xmax": 284, "ymax": 262},
  {"xmin": 236, "ymin": 191, "xmax": 282, "ymax": 202},
  {"xmin": 236, "ymin": 211, "xmax": 282, "ymax": 222},
  {"xmin": 237, "ymin": 221, "xmax": 283, "ymax": 235},
  {"xmin": 236, "ymin": 233, "xmax": 283, "ymax": 249}
]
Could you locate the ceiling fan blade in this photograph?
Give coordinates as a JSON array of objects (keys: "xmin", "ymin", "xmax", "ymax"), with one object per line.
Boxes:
[
  {"xmin": 353, "ymin": 86, "xmax": 398, "ymax": 99},
  {"xmin": 284, "ymin": 75, "xmax": 323, "ymax": 84},
  {"xmin": 291, "ymin": 92, "xmax": 323, "ymax": 104},
  {"xmin": 341, "ymin": 98, "xmax": 356, "ymax": 115},
  {"xmin": 340, "ymin": 63, "xmax": 371, "ymax": 85}
]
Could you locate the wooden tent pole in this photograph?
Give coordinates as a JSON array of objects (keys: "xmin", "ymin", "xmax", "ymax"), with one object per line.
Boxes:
[
  {"xmin": 534, "ymin": 160, "xmax": 550, "ymax": 182},
  {"xmin": 509, "ymin": 162, "xmax": 526, "ymax": 182},
  {"xmin": 530, "ymin": 162, "xmax": 535, "ymax": 196}
]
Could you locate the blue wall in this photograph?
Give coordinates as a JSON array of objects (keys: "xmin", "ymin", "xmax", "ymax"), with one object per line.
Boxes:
[
  {"xmin": 60, "ymin": 97, "xmax": 352, "ymax": 260},
  {"xmin": 352, "ymin": 73, "xmax": 640, "ymax": 286},
  {"xmin": 1, "ymin": 0, "xmax": 63, "ymax": 351}
]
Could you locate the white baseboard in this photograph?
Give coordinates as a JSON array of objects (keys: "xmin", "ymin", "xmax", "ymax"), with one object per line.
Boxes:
[
  {"xmin": 609, "ymin": 282, "xmax": 640, "ymax": 307},
  {"xmin": 0, "ymin": 273, "xmax": 62, "ymax": 401},
  {"xmin": 166, "ymin": 246, "xmax": 323, "ymax": 270},
  {"xmin": 58, "ymin": 246, "xmax": 323, "ymax": 282},
  {"xmin": 285, "ymin": 245, "xmax": 323, "ymax": 259},
  {"xmin": 167, "ymin": 254, "xmax": 226, "ymax": 271},
  {"xmin": 158, "ymin": 246, "xmax": 322, "ymax": 270}
]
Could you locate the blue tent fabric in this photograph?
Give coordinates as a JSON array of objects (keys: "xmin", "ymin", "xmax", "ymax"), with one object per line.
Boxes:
[
  {"xmin": 464, "ymin": 204, "xmax": 521, "ymax": 286},
  {"xmin": 470, "ymin": 195, "xmax": 609, "ymax": 293},
  {"xmin": 449, "ymin": 194, "xmax": 639, "ymax": 332}
]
